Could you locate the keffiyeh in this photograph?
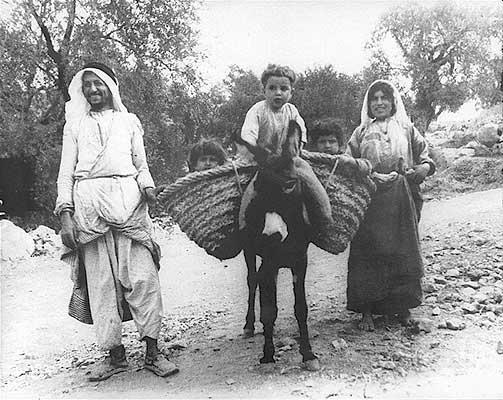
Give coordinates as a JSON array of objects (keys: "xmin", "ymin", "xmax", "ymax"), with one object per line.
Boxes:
[{"xmin": 65, "ymin": 67, "xmax": 127, "ymax": 125}]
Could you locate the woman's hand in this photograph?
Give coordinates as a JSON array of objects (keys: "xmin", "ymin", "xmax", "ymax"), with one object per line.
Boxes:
[
  {"xmin": 406, "ymin": 163, "xmax": 430, "ymax": 184},
  {"xmin": 60, "ymin": 211, "xmax": 77, "ymax": 249},
  {"xmin": 372, "ymin": 171, "xmax": 399, "ymax": 184}
]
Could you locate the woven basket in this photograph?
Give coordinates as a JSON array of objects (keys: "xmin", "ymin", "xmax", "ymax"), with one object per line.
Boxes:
[
  {"xmin": 157, "ymin": 160, "xmax": 256, "ymax": 260},
  {"xmin": 158, "ymin": 153, "xmax": 376, "ymax": 259},
  {"xmin": 301, "ymin": 150, "xmax": 376, "ymax": 254}
]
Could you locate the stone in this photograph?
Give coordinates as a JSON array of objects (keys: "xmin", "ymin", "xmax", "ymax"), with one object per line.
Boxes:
[
  {"xmin": 477, "ymin": 123, "xmax": 500, "ymax": 148},
  {"xmin": 423, "ymin": 282, "xmax": 437, "ymax": 293},
  {"xmin": 493, "ymin": 305, "xmax": 503, "ymax": 316},
  {"xmin": 497, "ymin": 341, "xmax": 503, "ymax": 355},
  {"xmin": 415, "ymin": 318, "xmax": 434, "ymax": 333},
  {"xmin": 451, "ymin": 130, "xmax": 476, "ymax": 148},
  {"xmin": 445, "ymin": 319, "xmax": 466, "ymax": 331},
  {"xmin": 277, "ymin": 337, "xmax": 297, "ymax": 348},
  {"xmin": 375, "ymin": 360, "xmax": 396, "ymax": 370},
  {"xmin": 472, "ymin": 293, "xmax": 490, "ymax": 304},
  {"xmin": 431, "ymin": 307, "xmax": 441, "ymax": 316},
  {"xmin": 460, "ymin": 287, "xmax": 476, "ymax": 298},
  {"xmin": 331, "ymin": 338, "xmax": 348, "ymax": 351},
  {"xmin": 166, "ymin": 340, "xmax": 187, "ymax": 350},
  {"xmin": 484, "ymin": 312, "xmax": 496, "ymax": 322},
  {"xmin": 466, "ymin": 271, "xmax": 482, "ymax": 281},
  {"xmin": 225, "ymin": 379, "xmax": 236, "ymax": 385},
  {"xmin": 0, "ymin": 220, "xmax": 34, "ymax": 261},
  {"xmin": 434, "ymin": 276, "xmax": 448, "ymax": 285},
  {"xmin": 446, "ymin": 268, "xmax": 460, "ymax": 278},
  {"xmin": 461, "ymin": 303, "xmax": 478, "ymax": 314},
  {"xmin": 461, "ymin": 281, "xmax": 480, "ymax": 289}
]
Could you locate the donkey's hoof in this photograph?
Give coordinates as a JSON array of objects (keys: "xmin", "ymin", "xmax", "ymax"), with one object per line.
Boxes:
[
  {"xmin": 303, "ymin": 358, "xmax": 320, "ymax": 371},
  {"xmin": 242, "ymin": 328, "xmax": 255, "ymax": 338},
  {"xmin": 259, "ymin": 356, "xmax": 275, "ymax": 364}
]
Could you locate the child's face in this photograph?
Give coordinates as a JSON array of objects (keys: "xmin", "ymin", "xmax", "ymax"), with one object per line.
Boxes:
[
  {"xmin": 264, "ymin": 76, "xmax": 292, "ymax": 111},
  {"xmin": 316, "ymin": 135, "xmax": 340, "ymax": 155},
  {"xmin": 195, "ymin": 155, "xmax": 219, "ymax": 171}
]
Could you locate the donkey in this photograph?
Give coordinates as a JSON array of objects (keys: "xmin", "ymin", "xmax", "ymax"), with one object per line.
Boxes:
[{"xmin": 240, "ymin": 120, "xmax": 320, "ymax": 371}]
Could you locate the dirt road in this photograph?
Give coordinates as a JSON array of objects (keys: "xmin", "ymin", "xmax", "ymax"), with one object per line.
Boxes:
[{"xmin": 1, "ymin": 189, "xmax": 502, "ymax": 399}]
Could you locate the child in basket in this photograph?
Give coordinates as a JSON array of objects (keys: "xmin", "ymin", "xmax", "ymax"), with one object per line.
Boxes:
[
  {"xmin": 309, "ymin": 118, "xmax": 345, "ymax": 155},
  {"xmin": 238, "ymin": 64, "xmax": 333, "ymax": 231},
  {"xmin": 187, "ymin": 139, "xmax": 228, "ymax": 172}
]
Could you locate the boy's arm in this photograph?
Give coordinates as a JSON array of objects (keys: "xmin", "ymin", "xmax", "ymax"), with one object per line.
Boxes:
[{"xmin": 240, "ymin": 105, "xmax": 260, "ymax": 147}]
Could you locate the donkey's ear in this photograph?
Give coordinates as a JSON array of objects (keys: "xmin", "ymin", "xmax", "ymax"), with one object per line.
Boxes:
[{"xmin": 283, "ymin": 120, "xmax": 302, "ymax": 159}]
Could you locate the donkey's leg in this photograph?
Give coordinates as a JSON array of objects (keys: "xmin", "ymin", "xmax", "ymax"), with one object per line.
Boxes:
[
  {"xmin": 243, "ymin": 247, "xmax": 258, "ymax": 337},
  {"xmin": 292, "ymin": 256, "xmax": 319, "ymax": 370},
  {"xmin": 258, "ymin": 263, "xmax": 278, "ymax": 364}
]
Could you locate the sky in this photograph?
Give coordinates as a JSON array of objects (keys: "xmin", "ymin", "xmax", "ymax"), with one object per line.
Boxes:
[{"xmin": 196, "ymin": 0, "xmax": 500, "ymax": 85}]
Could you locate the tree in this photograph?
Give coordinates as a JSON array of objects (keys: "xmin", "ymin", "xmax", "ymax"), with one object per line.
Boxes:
[
  {"xmin": 0, "ymin": 0, "xmax": 208, "ymax": 221},
  {"xmin": 293, "ymin": 65, "xmax": 363, "ymax": 141},
  {"xmin": 368, "ymin": 1, "xmax": 502, "ymax": 131},
  {"xmin": 212, "ymin": 66, "xmax": 263, "ymax": 145}
]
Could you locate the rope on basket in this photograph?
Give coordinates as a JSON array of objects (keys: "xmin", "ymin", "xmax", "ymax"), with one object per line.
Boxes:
[
  {"xmin": 230, "ymin": 159, "xmax": 243, "ymax": 195},
  {"xmin": 326, "ymin": 157, "xmax": 340, "ymax": 188},
  {"xmin": 157, "ymin": 159, "xmax": 256, "ymax": 203}
]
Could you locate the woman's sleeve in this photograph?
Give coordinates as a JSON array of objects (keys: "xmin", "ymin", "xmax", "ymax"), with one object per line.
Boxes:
[
  {"xmin": 345, "ymin": 127, "xmax": 362, "ymax": 158},
  {"xmin": 54, "ymin": 123, "xmax": 78, "ymax": 216},
  {"xmin": 411, "ymin": 126, "xmax": 436, "ymax": 175},
  {"xmin": 130, "ymin": 114, "xmax": 155, "ymax": 191}
]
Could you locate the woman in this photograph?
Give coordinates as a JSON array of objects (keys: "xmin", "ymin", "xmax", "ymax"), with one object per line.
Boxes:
[{"xmin": 346, "ymin": 80, "xmax": 435, "ymax": 331}]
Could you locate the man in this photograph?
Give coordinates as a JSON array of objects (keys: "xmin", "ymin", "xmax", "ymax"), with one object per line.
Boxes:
[{"xmin": 55, "ymin": 62, "xmax": 178, "ymax": 380}]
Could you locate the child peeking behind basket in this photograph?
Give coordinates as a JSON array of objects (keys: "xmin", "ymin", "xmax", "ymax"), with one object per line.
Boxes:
[
  {"xmin": 188, "ymin": 139, "xmax": 228, "ymax": 172},
  {"xmin": 237, "ymin": 64, "xmax": 334, "ymax": 230},
  {"xmin": 309, "ymin": 118, "xmax": 345, "ymax": 155}
]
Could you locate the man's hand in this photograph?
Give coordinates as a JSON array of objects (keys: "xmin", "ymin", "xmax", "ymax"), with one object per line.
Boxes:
[
  {"xmin": 144, "ymin": 187, "xmax": 157, "ymax": 203},
  {"xmin": 60, "ymin": 211, "xmax": 77, "ymax": 249},
  {"xmin": 405, "ymin": 163, "xmax": 430, "ymax": 184}
]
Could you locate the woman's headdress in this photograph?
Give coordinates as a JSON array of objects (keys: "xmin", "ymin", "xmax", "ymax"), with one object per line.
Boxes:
[{"xmin": 359, "ymin": 79, "xmax": 411, "ymax": 129}]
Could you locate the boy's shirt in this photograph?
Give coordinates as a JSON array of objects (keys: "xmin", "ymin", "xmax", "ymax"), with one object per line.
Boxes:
[{"xmin": 241, "ymin": 100, "xmax": 307, "ymax": 155}]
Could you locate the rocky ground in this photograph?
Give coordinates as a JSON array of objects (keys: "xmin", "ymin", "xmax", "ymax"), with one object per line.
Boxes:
[{"xmin": 1, "ymin": 188, "xmax": 502, "ymax": 399}]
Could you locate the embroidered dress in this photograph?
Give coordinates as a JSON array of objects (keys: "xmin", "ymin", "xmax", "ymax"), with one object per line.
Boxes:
[{"xmin": 345, "ymin": 80, "xmax": 435, "ymax": 315}]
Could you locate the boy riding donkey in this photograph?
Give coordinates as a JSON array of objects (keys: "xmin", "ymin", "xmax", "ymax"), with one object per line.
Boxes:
[{"xmin": 238, "ymin": 64, "xmax": 335, "ymax": 236}]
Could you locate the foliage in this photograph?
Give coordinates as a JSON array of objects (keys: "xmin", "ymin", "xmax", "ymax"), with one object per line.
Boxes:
[
  {"xmin": 293, "ymin": 65, "xmax": 364, "ymax": 140},
  {"xmin": 368, "ymin": 1, "xmax": 502, "ymax": 131},
  {"xmin": 211, "ymin": 65, "xmax": 263, "ymax": 146}
]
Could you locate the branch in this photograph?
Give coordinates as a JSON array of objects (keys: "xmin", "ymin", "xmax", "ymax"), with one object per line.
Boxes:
[
  {"xmin": 61, "ymin": 0, "xmax": 76, "ymax": 52},
  {"xmin": 103, "ymin": 36, "xmax": 176, "ymax": 72},
  {"xmin": 391, "ymin": 30, "xmax": 410, "ymax": 58},
  {"xmin": 101, "ymin": 23, "xmax": 127, "ymax": 40},
  {"xmin": 27, "ymin": 1, "xmax": 60, "ymax": 63}
]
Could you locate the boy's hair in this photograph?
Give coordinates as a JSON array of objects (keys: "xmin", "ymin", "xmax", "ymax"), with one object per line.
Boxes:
[
  {"xmin": 309, "ymin": 118, "xmax": 345, "ymax": 147},
  {"xmin": 260, "ymin": 64, "xmax": 296, "ymax": 87},
  {"xmin": 188, "ymin": 139, "xmax": 228, "ymax": 171}
]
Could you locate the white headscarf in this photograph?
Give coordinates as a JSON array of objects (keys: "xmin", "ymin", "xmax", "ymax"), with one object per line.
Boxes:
[
  {"xmin": 65, "ymin": 67, "xmax": 127, "ymax": 125},
  {"xmin": 359, "ymin": 79, "xmax": 411, "ymax": 130}
]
